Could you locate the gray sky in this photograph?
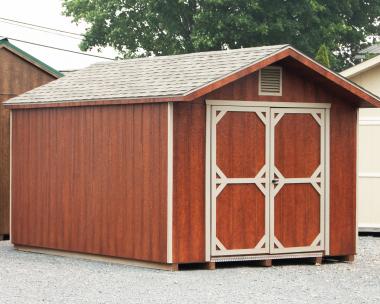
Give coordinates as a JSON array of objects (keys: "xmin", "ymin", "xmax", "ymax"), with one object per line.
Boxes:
[{"xmin": 1, "ymin": 0, "xmax": 117, "ymax": 70}]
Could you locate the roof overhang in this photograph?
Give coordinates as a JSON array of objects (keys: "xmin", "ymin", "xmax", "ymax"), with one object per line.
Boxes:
[
  {"xmin": 190, "ymin": 46, "xmax": 380, "ymax": 108},
  {"xmin": 5, "ymin": 45, "xmax": 380, "ymax": 109},
  {"xmin": 341, "ymin": 54, "xmax": 380, "ymax": 78},
  {"xmin": 0, "ymin": 38, "xmax": 63, "ymax": 78}
]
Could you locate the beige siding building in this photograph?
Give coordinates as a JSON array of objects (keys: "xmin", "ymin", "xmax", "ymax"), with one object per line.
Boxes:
[{"xmin": 342, "ymin": 55, "xmax": 380, "ymax": 232}]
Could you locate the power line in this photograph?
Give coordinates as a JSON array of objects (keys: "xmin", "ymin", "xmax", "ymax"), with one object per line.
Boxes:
[
  {"xmin": 6, "ymin": 37, "xmax": 114, "ymax": 60},
  {"xmin": 0, "ymin": 17, "xmax": 84, "ymax": 37},
  {"xmin": 0, "ymin": 19, "xmax": 82, "ymax": 40}
]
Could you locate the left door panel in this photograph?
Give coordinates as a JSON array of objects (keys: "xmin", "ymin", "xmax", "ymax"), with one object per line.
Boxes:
[{"xmin": 211, "ymin": 106, "xmax": 270, "ymax": 256}]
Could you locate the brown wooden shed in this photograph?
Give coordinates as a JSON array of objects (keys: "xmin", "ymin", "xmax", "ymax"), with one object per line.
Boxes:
[
  {"xmin": 4, "ymin": 45, "xmax": 380, "ymax": 270},
  {"xmin": 0, "ymin": 37, "xmax": 62, "ymax": 239}
]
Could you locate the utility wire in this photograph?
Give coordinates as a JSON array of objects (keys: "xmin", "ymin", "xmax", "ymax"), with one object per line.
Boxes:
[
  {"xmin": 0, "ymin": 17, "xmax": 84, "ymax": 37},
  {"xmin": 0, "ymin": 19, "xmax": 82, "ymax": 40},
  {"xmin": 6, "ymin": 37, "xmax": 114, "ymax": 60}
]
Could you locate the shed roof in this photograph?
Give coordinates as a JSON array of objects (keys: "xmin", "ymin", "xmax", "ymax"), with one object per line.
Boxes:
[
  {"xmin": 5, "ymin": 44, "xmax": 287, "ymax": 105},
  {"xmin": 0, "ymin": 37, "xmax": 63, "ymax": 78},
  {"xmin": 4, "ymin": 44, "xmax": 380, "ymax": 109}
]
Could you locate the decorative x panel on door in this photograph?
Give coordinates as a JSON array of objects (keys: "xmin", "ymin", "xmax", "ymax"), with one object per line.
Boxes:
[
  {"xmin": 270, "ymin": 108, "xmax": 325, "ymax": 254},
  {"xmin": 211, "ymin": 106, "xmax": 270, "ymax": 256}
]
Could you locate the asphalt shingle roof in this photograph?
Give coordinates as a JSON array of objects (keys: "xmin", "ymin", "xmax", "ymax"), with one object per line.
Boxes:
[
  {"xmin": 6, "ymin": 44, "xmax": 288, "ymax": 105},
  {"xmin": 359, "ymin": 44, "xmax": 380, "ymax": 55}
]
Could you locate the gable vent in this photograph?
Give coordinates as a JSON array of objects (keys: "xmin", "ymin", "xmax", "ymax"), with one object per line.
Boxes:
[{"xmin": 259, "ymin": 66, "xmax": 282, "ymax": 96}]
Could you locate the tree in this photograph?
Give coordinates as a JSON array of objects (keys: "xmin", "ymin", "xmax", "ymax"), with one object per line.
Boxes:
[
  {"xmin": 315, "ymin": 44, "xmax": 331, "ymax": 68},
  {"xmin": 62, "ymin": 0, "xmax": 380, "ymax": 71}
]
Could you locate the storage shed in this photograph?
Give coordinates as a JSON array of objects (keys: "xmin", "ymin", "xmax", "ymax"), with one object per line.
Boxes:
[
  {"xmin": 5, "ymin": 45, "xmax": 380, "ymax": 270},
  {"xmin": 341, "ymin": 56, "xmax": 380, "ymax": 232},
  {"xmin": 0, "ymin": 37, "xmax": 62, "ymax": 239}
]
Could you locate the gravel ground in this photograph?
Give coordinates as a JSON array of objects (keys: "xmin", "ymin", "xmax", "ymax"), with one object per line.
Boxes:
[{"xmin": 0, "ymin": 236, "xmax": 379, "ymax": 304}]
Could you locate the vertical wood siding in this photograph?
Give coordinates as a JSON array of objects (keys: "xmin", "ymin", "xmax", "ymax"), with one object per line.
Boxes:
[
  {"xmin": 329, "ymin": 102, "xmax": 357, "ymax": 256},
  {"xmin": 11, "ymin": 60, "xmax": 358, "ymax": 263},
  {"xmin": 11, "ymin": 104, "xmax": 168, "ymax": 262},
  {"xmin": 173, "ymin": 63, "xmax": 357, "ymax": 262},
  {"xmin": 172, "ymin": 101, "xmax": 206, "ymax": 263},
  {"xmin": 0, "ymin": 48, "xmax": 56, "ymax": 235}
]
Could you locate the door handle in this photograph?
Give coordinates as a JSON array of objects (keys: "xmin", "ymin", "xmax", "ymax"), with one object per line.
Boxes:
[{"xmin": 272, "ymin": 179, "xmax": 279, "ymax": 185}]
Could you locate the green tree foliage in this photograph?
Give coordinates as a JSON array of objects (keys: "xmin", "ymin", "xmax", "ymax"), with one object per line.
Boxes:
[
  {"xmin": 315, "ymin": 44, "xmax": 331, "ymax": 68},
  {"xmin": 62, "ymin": 0, "xmax": 380, "ymax": 71}
]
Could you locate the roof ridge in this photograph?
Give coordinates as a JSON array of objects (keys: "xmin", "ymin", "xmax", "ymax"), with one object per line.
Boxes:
[
  {"xmin": 4, "ymin": 44, "xmax": 289, "ymax": 105},
  {"xmin": 92, "ymin": 44, "xmax": 290, "ymax": 66}
]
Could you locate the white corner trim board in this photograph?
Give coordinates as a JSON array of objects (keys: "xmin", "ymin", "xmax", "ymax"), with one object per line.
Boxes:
[
  {"xmin": 355, "ymin": 109, "xmax": 359, "ymax": 254},
  {"xmin": 167, "ymin": 102, "xmax": 173, "ymax": 263},
  {"xmin": 9, "ymin": 111, "xmax": 12, "ymax": 243}
]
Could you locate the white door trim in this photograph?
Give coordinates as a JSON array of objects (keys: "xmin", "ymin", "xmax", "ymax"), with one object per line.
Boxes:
[
  {"xmin": 205, "ymin": 104, "xmax": 212, "ymax": 261},
  {"xmin": 325, "ymin": 108, "xmax": 330, "ymax": 255},
  {"xmin": 206, "ymin": 100, "xmax": 331, "ymax": 109},
  {"xmin": 205, "ymin": 100, "xmax": 331, "ymax": 259}
]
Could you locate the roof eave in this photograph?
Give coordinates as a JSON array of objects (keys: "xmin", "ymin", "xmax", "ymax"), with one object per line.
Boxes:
[
  {"xmin": 0, "ymin": 39, "xmax": 63, "ymax": 78},
  {"xmin": 4, "ymin": 95, "xmax": 185, "ymax": 109},
  {"xmin": 182, "ymin": 45, "xmax": 380, "ymax": 108},
  {"xmin": 285, "ymin": 47, "xmax": 380, "ymax": 108},
  {"xmin": 5, "ymin": 44, "xmax": 380, "ymax": 109},
  {"xmin": 340, "ymin": 55, "xmax": 380, "ymax": 78}
]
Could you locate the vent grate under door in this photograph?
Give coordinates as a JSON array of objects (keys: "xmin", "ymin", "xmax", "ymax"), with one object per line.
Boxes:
[{"xmin": 259, "ymin": 66, "xmax": 282, "ymax": 96}]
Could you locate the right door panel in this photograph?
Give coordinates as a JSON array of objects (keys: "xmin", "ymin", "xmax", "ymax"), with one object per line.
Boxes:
[{"xmin": 270, "ymin": 108, "xmax": 325, "ymax": 253}]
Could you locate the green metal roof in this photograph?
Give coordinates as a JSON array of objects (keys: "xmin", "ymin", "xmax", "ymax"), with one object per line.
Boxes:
[{"xmin": 0, "ymin": 37, "xmax": 63, "ymax": 78}]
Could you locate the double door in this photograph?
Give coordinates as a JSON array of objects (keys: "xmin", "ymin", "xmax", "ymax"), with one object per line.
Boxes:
[{"xmin": 210, "ymin": 104, "xmax": 328, "ymax": 257}]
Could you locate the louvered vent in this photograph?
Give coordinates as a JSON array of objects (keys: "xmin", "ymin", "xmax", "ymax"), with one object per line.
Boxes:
[{"xmin": 259, "ymin": 66, "xmax": 282, "ymax": 96}]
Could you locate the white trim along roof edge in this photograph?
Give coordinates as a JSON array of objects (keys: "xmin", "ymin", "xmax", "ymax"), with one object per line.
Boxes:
[{"xmin": 341, "ymin": 54, "xmax": 380, "ymax": 78}]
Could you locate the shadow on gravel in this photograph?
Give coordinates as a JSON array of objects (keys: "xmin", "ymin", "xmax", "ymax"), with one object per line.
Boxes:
[
  {"xmin": 179, "ymin": 257, "xmax": 355, "ymax": 270},
  {"xmin": 0, "ymin": 234, "xmax": 10, "ymax": 241},
  {"xmin": 359, "ymin": 232, "xmax": 380, "ymax": 237}
]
